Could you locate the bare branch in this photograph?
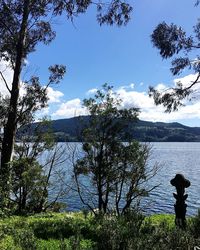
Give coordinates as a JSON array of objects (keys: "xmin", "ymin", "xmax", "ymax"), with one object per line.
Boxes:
[
  {"xmin": 184, "ymin": 73, "xmax": 200, "ymax": 91},
  {"xmin": 0, "ymin": 71, "xmax": 11, "ymax": 93}
]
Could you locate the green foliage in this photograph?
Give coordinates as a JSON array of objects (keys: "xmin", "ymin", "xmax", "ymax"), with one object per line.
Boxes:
[
  {"xmin": 32, "ymin": 117, "xmax": 200, "ymax": 142},
  {"xmin": 0, "ymin": 0, "xmax": 133, "ymax": 65},
  {"xmin": 37, "ymin": 239, "xmax": 67, "ymax": 250},
  {"xmin": 95, "ymin": 211, "xmax": 144, "ymax": 249},
  {"xmin": 10, "ymin": 158, "xmax": 46, "ymax": 214},
  {"xmin": 74, "ymin": 84, "xmax": 157, "ymax": 215},
  {"xmin": 0, "ymin": 236, "xmax": 18, "ymax": 250},
  {"xmin": 146, "ymin": 213, "xmax": 176, "ymax": 228},
  {"xmin": 149, "ymin": 5, "xmax": 200, "ymax": 112},
  {"xmin": 37, "ymin": 238, "xmax": 95, "ymax": 250},
  {"xmin": 30, "ymin": 217, "xmax": 74, "ymax": 239},
  {"xmin": 137, "ymin": 223, "xmax": 198, "ymax": 250},
  {"xmin": 0, "ymin": 212, "xmax": 200, "ymax": 249},
  {"xmin": 0, "ymin": 0, "xmax": 134, "ymax": 208},
  {"xmin": 12, "ymin": 227, "xmax": 37, "ymax": 250},
  {"xmin": 27, "ymin": 213, "xmax": 95, "ymax": 240},
  {"xmin": 189, "ymin": 209, "xmax": 200, "ymax": 237},
  {"xmin": 6, "ymin": 119, "xmax": 66, "ymax": 215}
]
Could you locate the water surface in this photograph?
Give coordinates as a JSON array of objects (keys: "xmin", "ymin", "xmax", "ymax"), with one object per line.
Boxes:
[
  {"xmin": 147, "ymin": 142, "xmax": 200, "ymax": 216},
  {"xmin": 49, "ymin": 142, "xmax": 200, "ymax": 216}
]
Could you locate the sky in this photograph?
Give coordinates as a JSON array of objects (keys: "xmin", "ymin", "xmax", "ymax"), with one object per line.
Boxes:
[{"xmin": 1, "ymin": 0, "xmax": 200, "ymax": 127}]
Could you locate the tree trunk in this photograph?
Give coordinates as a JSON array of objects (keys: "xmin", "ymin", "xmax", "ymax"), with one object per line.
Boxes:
[
  {"xmin": 98, "ymin": 185, "xmax": 104, "ymax": 212},
  {"xmin": 0, "ymin": 0, "xmax": 30, "ymax": 208},
  {"xmin": 21, "ymin": 187, "xmax": 27, "ymax": 212}
]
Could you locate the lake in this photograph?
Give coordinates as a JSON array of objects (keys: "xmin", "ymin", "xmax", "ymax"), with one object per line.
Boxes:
[
  {"xmin": 50, "ymin": 142, "xmax": 200, "ymax": 216},
  {"xmin": 144, "ymin": 142, "xmax": 200, "ymax": 216}
]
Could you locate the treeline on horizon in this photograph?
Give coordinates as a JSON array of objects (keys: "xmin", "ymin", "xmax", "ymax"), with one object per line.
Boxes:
[{"xmin": 18, "ymin": 116, "xmax": 200, "ymax": 143}]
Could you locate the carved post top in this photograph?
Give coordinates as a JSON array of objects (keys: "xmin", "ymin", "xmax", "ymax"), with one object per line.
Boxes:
[{"xmin": 170, "ymin": 173, "xmax": 190, "ymax": 188}]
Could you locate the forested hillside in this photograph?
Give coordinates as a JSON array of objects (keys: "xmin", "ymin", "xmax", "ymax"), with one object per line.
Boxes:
[{"xmin": 20, "ymin": 116, "xmax": 200, "ymax": 142}]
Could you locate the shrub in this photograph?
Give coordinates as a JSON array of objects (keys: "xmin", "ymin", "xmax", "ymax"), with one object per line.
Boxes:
[
  {"xmin": 0, "ymin": 235, "xmax": 18, "ymax": 250},
  {"xmin": 95, "ymin": 211, "xmax": 145, "ymax": 249},
  {"xmin": 37, "ymin": 238, "xmax": 95, "ymax": 250},
  {"xmin": 189, "ymin": 209, "xmax": 200, "ymax": 238},
  {"xmin": 37, "ymin": 239, "xmax": 71, "ymax": 250},
  {"xmin": 0, "ymin": 212, "xmax": 200, "ymax": 250},
  {"xmin": 28, "ymin": 214, "xmax": 95, "ymax": 240},
  {"xmin": 12, "ymin": 227, "xmax": 37, "ymax": 250}
]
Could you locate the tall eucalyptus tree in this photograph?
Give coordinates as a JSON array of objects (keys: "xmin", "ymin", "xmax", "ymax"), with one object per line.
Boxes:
[{"xmin": 0, "ymin": 0, "xmax": 133, "ymax": 206}]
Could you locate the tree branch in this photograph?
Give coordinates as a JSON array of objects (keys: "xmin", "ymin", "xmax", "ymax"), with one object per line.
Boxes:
[
  {"xmin": 183, "ymin": 73, "xmax": 200, "ymax": 91},
  {"xmin": 0, "ymin": 71, "xmax": 11, "ymax": 93}
]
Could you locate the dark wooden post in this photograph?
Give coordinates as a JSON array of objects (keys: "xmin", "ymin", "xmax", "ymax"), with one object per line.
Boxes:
[{"xmin": 170, "ymin": 174, "xmax": 190, "ymax": 229}]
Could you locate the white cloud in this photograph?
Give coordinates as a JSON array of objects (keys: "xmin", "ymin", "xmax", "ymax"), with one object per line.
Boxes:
[
  {"xmin": 117, "ymin": 88, "xmax": 154, "ymax": 109},
  {"xmin": 174, "ymin": 74, "xmax": 199, "ymax": 89},
  {"xmin": 0, "ymin": 59, "xmax": 67, "ymax": 124},
  {"xmin": 173, "ymin": 74, "xmax": 200, "ymax": 100},
  {"xmin": 119, "ymin": 83, "xmax": 135, "ymax": 90},
  {"xmin": 0, "ymin": 59, "xmax": 64, "ymax": 104},
  {"xmin": 52, "ymin": 98, "xmax": 88, "ymax": 118},
  {"xmin": 35, "ymin": 107, "xmax": 50, "ymax": 121},
  {"xmin": 0, "ymin": 60, "xmax": 29, "ymax": 98},
  {"xmin": 115, "ymin": 77, "xmax": 200, "ymax": 123},
  {"xmin": 0, "ymin": 59, "xmax": 13, "ymax": 96},
  {"xmin": 86, "ymin": 88, "xmax": 98, "ymax": 95},
  {"xmin": 24, "ymin": 59, "xmax": 29, "ymax": 66},
  {"xmin": 46, "ymin": 87, "xmax": 64, "ymax": 103},
  {"xmin": 48, "ymin": 74, "xmax": 200, "ymax": 125},
  {"xmin": 155, "ymin": 83, "xmax": 167, "ymax": 91}
]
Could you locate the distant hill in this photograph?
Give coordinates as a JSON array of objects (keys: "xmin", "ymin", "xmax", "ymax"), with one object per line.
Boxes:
[
  {"xmin": 19, "ymin": 116, "xmax": 200, "ymax": 142},
  {"xmin": 133, "ymin": 120, "xmax": 200, "ymax": 142}
]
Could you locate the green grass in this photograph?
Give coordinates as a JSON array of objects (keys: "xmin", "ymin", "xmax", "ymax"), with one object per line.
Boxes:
[
  {"xmin": 145, "ymin": 213, "xmax": 175, "ymax": 228},
  {"xmin": 0, "ymin": 212, "xmax": 199, "ymax": 249},
  {"xmin": 145, "ymin": 213, "xmax": 196, "ymax": 229},
  {"xmin": 37, "ymin": 239, "xmax": 95, "ymax": 250},
  {"xmin": 0, "ymin": 212, "xmax": 97, "ymax": 249}
]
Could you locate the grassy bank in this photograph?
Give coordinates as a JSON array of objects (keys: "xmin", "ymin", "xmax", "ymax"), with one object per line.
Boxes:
[{"xmin": 0, "ymin": 212, "xmax": 199, "ymax": 249}]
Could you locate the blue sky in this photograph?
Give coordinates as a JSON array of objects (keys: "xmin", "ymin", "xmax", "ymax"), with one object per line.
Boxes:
[{"xmin": 1, "ymin": 0, "xmax": 200, "ymax": 126}]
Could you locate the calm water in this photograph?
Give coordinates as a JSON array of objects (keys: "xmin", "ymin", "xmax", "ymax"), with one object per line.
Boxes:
[
  {"xmin": 146, "ymin": 142, "xmax": 200, "ymax": 216},
  {"xmin": 50, "ymin": 142, "xmax": 200, "ymax": 216}
]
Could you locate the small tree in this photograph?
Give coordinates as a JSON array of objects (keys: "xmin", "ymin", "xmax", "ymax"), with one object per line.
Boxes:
[
  {"xmin": 0, "ymin": 65, "xmax": 66, "ymax": 207},
  {"xmin": 73, "ymin": 84, "xmax": 158, "ymax": 215},
  {"xmin": 10, "ymin": 157, "xmax": 46, "ymax": 214},
  {"xmin": 9, "ymin": 121, "xmax": 68, "ymax": 214}
]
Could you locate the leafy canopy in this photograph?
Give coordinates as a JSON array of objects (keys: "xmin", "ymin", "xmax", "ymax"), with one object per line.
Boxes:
[
  {"xmin": 149, "ymin": 10, "xmax": 200, "ymax": 112},
  {"xmin": 74, "ymin": 84, "xmax": 157, "ymax": 215},
  {"xmin": 0, "ymin": 0, "xmax": 133, "ymax": 66}
]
